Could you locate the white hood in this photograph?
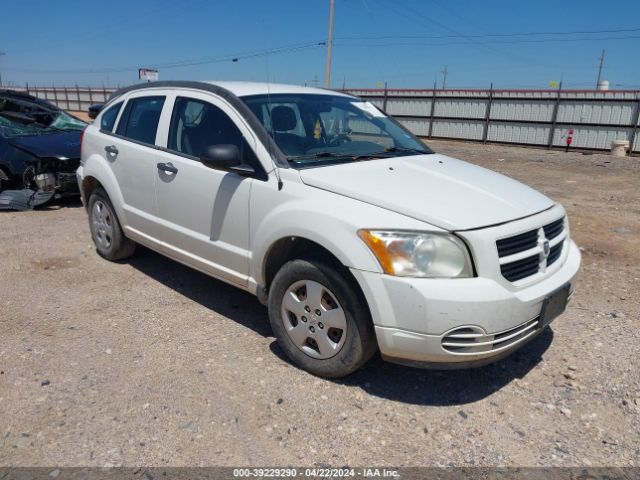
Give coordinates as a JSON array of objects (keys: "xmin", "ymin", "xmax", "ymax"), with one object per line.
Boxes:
[{"xmin": 299, "ymin": 154, "xmax": 554, "ymax": 231}]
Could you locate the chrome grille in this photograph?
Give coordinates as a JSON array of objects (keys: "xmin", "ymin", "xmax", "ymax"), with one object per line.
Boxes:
[{"xmin": 497, "ymin": 217, "xmax": 566, "ymax": 282}]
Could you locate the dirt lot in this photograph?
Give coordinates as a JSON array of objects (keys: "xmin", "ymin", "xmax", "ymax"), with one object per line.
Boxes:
[{"xmin": 1, "ymin": 140, "xmax": 638, "ymax": 467}]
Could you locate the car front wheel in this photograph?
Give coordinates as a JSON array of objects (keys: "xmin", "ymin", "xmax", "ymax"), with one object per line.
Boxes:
[{"xmin": 268, "ymin": 259, "xmax": 377, "ymax": 378}]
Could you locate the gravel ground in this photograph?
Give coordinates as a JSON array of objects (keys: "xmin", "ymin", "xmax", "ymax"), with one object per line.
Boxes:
[{"xmin": 1, "ymin": 140, "xmax": 638, "ymax": 467}]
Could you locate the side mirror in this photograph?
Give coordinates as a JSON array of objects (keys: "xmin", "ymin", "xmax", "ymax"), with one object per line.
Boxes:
[{"xmin": 200, "ymin": 144, "xmax": 255, "ymax": 176}]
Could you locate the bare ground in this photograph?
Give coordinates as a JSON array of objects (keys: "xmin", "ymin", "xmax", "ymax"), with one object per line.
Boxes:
[{"xmin": 0, "ymin": 140, "xmax": 638, "ymax": 467}]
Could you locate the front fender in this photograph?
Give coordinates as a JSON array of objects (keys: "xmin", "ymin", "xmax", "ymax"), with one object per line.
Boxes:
[
  {"xmin": 248, "ymin": 175, "xmax": 439, "ymax": 288},
  {"xmin": 251, "ymin": 211, "xmax": 383, "ymax": 287}
]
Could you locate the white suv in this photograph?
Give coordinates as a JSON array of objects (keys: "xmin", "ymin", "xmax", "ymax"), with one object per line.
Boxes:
[{"xmin": 77, "ymin": 81, "xmax": 581, "ymax": 378}]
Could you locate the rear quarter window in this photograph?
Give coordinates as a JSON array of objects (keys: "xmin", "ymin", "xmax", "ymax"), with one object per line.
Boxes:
[
  {"xmin": 116, "ymin": 96, "xmax": 165, "ymax": 145},
  {"xmin": 100, "ymin": 102, "xmax": 123, "ymax": 132}
]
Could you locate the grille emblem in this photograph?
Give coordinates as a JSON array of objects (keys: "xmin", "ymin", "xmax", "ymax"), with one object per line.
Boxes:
[{"xmin": 543, "ymin": 239, "xmax": 550, "ymax": 257}]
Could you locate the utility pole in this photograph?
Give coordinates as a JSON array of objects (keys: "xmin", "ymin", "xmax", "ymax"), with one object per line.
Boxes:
[
  {"xmin": 325, "ymin": 0, "xmax": 335, "ymax": 88},
  {"xmin": 441, "ymin": 64, "xmax": 448, "ymax": 90},
  {"xmin": 596, "ymin": 49, "xmax": 605, "ymax": 89},
  {"xmin": 0, "ymin": 52, "xmax": 6, "ymax": 87}
]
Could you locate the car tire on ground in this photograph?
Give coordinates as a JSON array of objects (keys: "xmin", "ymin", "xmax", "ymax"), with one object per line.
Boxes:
[
  {"xmin": 87, "ymin": 188, "xmax": 135, "ymax": 261},
  {"xmin": 268, "ymin": 258, "xmax": 377, "ymax": 378}
]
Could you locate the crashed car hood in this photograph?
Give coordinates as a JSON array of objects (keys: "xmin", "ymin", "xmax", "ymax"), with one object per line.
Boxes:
[
  {"xmin": 8, "ymin": 130, "xmax": 81, "ymax": 160},
  {"xmin": 298, "ymin": 153, "xmax": 554, "ymax": 231}
]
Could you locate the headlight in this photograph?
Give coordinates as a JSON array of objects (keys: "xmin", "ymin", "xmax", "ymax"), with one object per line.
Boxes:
[{"xmin": 358, "ymin": 229, "xmax": 473, "ymax": 278}]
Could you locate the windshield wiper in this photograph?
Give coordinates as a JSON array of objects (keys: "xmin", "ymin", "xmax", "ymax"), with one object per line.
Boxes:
[
  {"xmin": 385, "ymin": 146, "xmax": 430, "ymax": 154},
  {"xmin": 287, "ymin": 146, "xmax": 430, "ymax": 165},
  {"xmin": 286, "ymin": 152, "xmax": 353, "ymax": 163},
  {"xmin": 351, "ymin": 146, "xmax": 430, "ymax": 160}
]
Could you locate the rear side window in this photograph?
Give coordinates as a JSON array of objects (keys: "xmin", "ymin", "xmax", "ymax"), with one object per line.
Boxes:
[
  {"xmin": 116, "ymin": 96, "xmax": 165, "ymax": 144},
  {"xmin": 100, "ymin": 102, "xmax": 122, "ymax": 132}
]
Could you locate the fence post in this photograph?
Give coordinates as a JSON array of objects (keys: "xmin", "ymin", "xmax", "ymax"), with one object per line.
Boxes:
[
  {"xmin": 482, "ymin": 83, "xmax": 494, "ymax": 144},
  {"xmin": 75, "ymin": 85, "xmax": 81, "ymax": 113},
  {"xmin": 628, "ymin": 93, "xmax": 640, "ymax": 156},
  {"xmin": 25, "ymin": 82, "xmax": 29, "ymax": 95},
  {"xmin": 64, "ymin": 87, "xmax": 70, "ymax": 110},
  {"xmin": 88, "ymin": 86, "xmax": 93, "ymax": 109},
  {"xmin": 52, "ymin": 83, "xmax": 58, "ymax": 107},
  {"xmin": 428, "ymin": 81, "xmax": 437, "ymax": 138},
  {"xmin": 382, "ymin": 82, "xmax": 388, "ymax": 112},
  {"xmin": 547, "ymin": 81, "xmax": 563, "ymax": 150}
]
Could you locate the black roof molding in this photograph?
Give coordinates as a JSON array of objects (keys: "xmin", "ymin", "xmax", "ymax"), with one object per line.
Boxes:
[{"xmin": 106, "ymin": 80, "xmax": 289, "ymax": 168}]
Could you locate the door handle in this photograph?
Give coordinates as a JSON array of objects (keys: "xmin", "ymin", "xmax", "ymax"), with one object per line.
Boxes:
[
  {"xmin": 157, "ymin": 162, "xmax": 178, "ymax": 174},
  {"xmin": 104, "ymin": 145, "xmax": 118, "ymax": 155}
]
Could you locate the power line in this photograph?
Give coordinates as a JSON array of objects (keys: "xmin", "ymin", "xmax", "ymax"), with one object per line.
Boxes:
[
  {"xmin": 369, "ymin": 0, "xmax": 547, "ymax": 68},
  {"xmin": 6, "ymin": 41, "xmax": 326, "ymax": 75},
  {"xmin": 336, "ymin": 26, "xmax": 640, "ymax": 41},
  {"xmin": 335, "ymin": 35, "xmax": 640, "ymax": 48}
]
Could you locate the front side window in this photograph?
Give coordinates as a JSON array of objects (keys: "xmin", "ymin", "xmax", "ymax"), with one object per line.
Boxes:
[
  {"xmin": 242, "ymin": 94, "xmax": 432, "ymax": 166},
  {"xmin": 116, "ymin": 96, "xmax": 165, "ymax": 144},
  {"xmin": 100, "ymin": 102, "xmax": 122, "ymax": 132},
  {"xmin": 168, "ymin": 97, "xmax": 249, "ymax": 159}
]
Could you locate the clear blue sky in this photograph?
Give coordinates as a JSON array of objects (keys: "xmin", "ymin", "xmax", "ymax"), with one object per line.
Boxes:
[{"xmin": 2, "ymin": 0, "xmax": 639, "ymax": 89}]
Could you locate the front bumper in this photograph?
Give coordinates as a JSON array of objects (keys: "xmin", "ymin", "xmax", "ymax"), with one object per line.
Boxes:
[{"xmin": 350, "ymin": 239, "xmax": 581, "ymax": 367}]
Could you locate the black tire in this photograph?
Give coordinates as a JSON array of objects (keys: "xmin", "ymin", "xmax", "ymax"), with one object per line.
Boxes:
[
  {"xmin": 87, "ymin": 188, "xmax": 136, "ymax": 261},
  {"xmin": 268, "ymin": 259, "xmax": 377, "ymax": 378}
]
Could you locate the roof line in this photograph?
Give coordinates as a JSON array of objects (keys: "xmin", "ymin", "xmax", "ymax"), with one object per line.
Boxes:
[{"xmin": 107, "ymin": 80, "xmax": 290, "ymax": 169}]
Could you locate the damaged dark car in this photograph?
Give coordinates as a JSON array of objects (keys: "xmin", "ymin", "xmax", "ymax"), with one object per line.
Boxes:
[{"xmin": 0, "ymin": 90, "xmax": 86, "ymax": 210}]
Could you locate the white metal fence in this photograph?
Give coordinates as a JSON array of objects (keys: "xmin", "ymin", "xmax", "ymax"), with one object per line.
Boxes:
[
  {"xmin": 4, "ymin": 85, "xmax": 639, "ymax": 153},
  {"xmin": 3, "ymin": 85, "xmax": 118, "ymax": 112},
  {"xmin": 346, "ymin": 88, "xmax": 640, "ymax": 154}
]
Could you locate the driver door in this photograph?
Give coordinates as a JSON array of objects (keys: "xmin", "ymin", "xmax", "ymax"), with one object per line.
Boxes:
[{"xmin": 152, "ymin": 92, "xmax": 257, "ymax": 286}]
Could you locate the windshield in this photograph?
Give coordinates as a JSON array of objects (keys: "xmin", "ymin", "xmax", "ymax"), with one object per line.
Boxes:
[
  {"xmin": 241, "ymin": 93, "xmax": 433, "ymax": 166},
  {"xmin": 0, "ymin": 97, "xmax": 86, "ymax": 138}
]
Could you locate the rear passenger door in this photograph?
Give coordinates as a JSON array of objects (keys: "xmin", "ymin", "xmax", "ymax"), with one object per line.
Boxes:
[
  {"xmin": 151, "ymin": 92, "xmax": 258, "ymax": 286},
  {"xmin": 110, "ymin": 94, "xmax": 165, "ymax": 236}
]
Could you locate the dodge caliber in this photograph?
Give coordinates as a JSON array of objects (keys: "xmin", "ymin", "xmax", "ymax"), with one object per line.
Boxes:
[{"xmin": 77, "ymin": 81, "xmax": 580, "ymax": 378}]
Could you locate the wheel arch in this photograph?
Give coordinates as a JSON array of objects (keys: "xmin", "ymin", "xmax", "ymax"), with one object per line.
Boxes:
[
  {"xmin": 81, "ymin": 175, "xmax": 103, "ymax": 208},
  {"xmin": 80, "ymin": 156, "xmax": 127, "ymax": 225},
  {"xmin": 260, "ymin": 236, "xmax": 373, "ymax": 319}
]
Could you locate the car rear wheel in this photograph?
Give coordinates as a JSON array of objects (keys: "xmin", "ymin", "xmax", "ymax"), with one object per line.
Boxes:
[
  {"xmin": 268, "ymin": 259, "xmax": 377, "ymax": 378},
  {"xmin": 88, "ymin": 188, "xmax": 135, "ymax": 261}
]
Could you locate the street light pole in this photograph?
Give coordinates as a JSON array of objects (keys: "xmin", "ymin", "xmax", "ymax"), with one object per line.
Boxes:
[{"xmin": 325, "ymin": 0, "xmax": 335, "ymax": 88}]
